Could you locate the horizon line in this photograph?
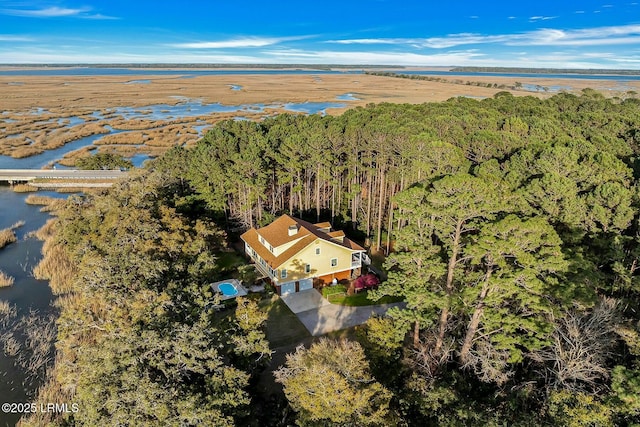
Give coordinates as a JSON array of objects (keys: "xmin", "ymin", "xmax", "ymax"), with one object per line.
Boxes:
[{"xmin": 2, "ymin": 63, "xmax": 640, "ymax": 71}]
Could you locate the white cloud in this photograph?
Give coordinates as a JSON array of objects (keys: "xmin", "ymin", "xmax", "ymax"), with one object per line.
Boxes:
[
  {"xmin": 0, "ymin": 6, "xmax": 117, "ymax": 19},
  {"xmin": 2, "ymin": 46, "xmax": 639, "ymax": 69},
  {"xmin": 83, "ymin": 14, "xmax": 119, "ymax": 20},
  {"xmin": 0, "ymin": 35, "xmax": 33, "ymax": 42},
  {"xmin": 1, "ymin": 6, "xmax": 87, "ymax": 17},
  {"xmin": 260, "ymin": 48, "xmax": 639, "ymax": 69},
  {"xmin": 529, "ymin": 16, "xmax": 558, "ymax": 22},
  {"xmin": 0, "ymin": 49, "xmax": 270, "ymax": 64},
  {"xmin": 170, "ymin": 36, "xmax": 307, "ymax": 49},
  {"xmin": 263, "ymin": 48, "xmax": 486, "ymax": 66},
  {"xmin": 327, "ymin": 24, "xmax": 640, "ymax": 49},
  {"xmin": 328, "ymin": 34, "xmax": 514, "ymax": 49},
  {"xmin": 423, "ymin": 34, "xmax": 512, "ymax": 48},
  {"xmin": 517, "ymin": 25, "xmax": 640, "ymax": 46},
  {"xmin": 327, "ymin": 38, "xmax": 395, "ymax": 45}
]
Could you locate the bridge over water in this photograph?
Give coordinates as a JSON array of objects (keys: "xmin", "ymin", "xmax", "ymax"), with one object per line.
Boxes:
[{"xmin": 0, "ymin": 169, "xmax": 126, "ymax": 183}]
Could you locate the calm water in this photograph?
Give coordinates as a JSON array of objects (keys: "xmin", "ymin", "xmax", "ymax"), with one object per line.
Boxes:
[
  {"xmin": 2, "ymin": 67, "xmax": 639, "ymax": 82},
  {"xmin": 336, "ymin": 93, "xmax": 360, "ymax": 101},
  {"xmin": 0, "ymin": 68, "xmax": 362, "ymax": 77},
  {"xmin": 0, "ymin": 188, "xmax": 65, "ymax": 427}
]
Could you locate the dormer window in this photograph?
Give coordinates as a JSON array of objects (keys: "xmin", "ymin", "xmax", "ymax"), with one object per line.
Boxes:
[{"xmin": 288, "ymin": 225, "xmax": 298, "ymax": 236}]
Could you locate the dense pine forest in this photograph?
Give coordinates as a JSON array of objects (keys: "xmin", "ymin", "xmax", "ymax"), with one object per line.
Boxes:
[{"xmin": 24, "ymin": 90, "xmax": 640, "ymax": 426}]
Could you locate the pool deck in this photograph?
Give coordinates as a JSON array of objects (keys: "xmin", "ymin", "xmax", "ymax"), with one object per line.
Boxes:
[{"xmin": 211, "ymin": 279, "xmax": 248, "ymax": 300}]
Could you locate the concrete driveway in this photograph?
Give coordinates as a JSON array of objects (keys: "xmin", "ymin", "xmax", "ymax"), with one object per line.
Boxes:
[
  {"xmin": 280, "ymin": 289, "xmax": 330, "ymax": 313},
  {"xmin": 281, "ymin": 289, "xmax": 405, "ymax": 336}
]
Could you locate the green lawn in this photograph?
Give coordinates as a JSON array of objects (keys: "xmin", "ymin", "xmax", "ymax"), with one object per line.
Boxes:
[{"xmin": 322, "ymin": 285, "xmax": 404, "ymax": 307}]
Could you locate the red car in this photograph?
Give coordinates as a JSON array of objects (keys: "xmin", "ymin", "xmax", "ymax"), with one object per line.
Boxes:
[{"xmin": 352, "ymin": 273, "xmax": 380, "ymax": 292}]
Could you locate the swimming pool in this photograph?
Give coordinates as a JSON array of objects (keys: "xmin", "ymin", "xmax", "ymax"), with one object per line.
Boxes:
[
  {"xmin": 218, "ymin": 282, "xmax": 239, "ymax": 297},
  {"xmin": 211, "ymin": 279, "xmax": 248, "ymax": 300}
]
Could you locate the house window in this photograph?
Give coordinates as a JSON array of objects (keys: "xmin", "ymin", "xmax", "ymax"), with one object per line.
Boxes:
[
  {"xmin": 330, "ymin": 258, "xmax": 338, "ymax": 267},
  {"xmin": 281, "ymin": 269, "xmax": 287, "ymax": 279},
  {"xmin": 305, "ymin": 264, "xmax": 311, "ymax": 274},
  {"xmin": 269, "ymin": 244, "xmax": 273, "ymax": 253},
  {"xmin": 315, "ymin": 247, "xmax": 321, "ymax": 255}
]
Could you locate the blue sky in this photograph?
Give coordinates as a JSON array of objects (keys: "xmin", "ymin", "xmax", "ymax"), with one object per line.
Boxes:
[{"xmin": 0, "ymin": 0, "xmax": 639, "ymax": 68}]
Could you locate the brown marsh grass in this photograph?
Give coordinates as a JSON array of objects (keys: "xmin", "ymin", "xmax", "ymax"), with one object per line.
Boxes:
[
  {"xmin": 0, "ymin": 300, "xmax": 16, "ymax": 331},
  {"xmin": 0, "ymin": 121, "xmax": 109, "ymax": 158},
  {"xmin": 0, "ymin": 228, "xmax": 17, "ymax": 249},
  {"xmin": 4, "ymin": 72, "xmax": 638, "ymax": 162},
  {"xmin": 0, "ymin": 270, "xmax": 15, "ymax": 287},
  {"xmin": 2, "ymin": 72, "xmax": 638, "ymax": 111},
  {"xmin": 11, "ymin": 183, "xmax": 38, "ymax": 193},
  {"xmin": 54, "ymin": 187, "xmax": 92, "ymax": 193},
  {"xmin": 24, "ymin": 195, "xmax": 59, "ymax": 205},
  {"xmin": 94, "ymin": 131, "xmax": 146, "ymax": 145},
  {"xmin": 24, "ymin": 195, "xmax": 66, "ymax": 213},
  {"xmin": 33, "ymin": 218, "xmax": 57, "ymax": 241},
  {"xmin": 0, "ymin": 221, "xmax": 24, "ymax": 249},
  {"xmin": 31, "ymin": 218, "xmax": 76, "ymax": 295},
  {"xmin": 33, "ymin": 241, "xmax": 76, "ymax": 295},
  {"xmin": 56, "ymin": 146, "xmax": 97, "ymax": 167}
]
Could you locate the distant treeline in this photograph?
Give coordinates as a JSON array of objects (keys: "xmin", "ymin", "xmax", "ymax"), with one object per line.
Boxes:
[
  {"xmin": 365, "ymin": 70, "xmax": 517, "ymax": 90},
  {"xmin": 452, "ymin": 66, "xmax": 640, "ymax": 75}
]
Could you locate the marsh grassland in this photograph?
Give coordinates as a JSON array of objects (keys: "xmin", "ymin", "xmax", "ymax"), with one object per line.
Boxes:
[
  {"xmin": 0, "ymin": 270, "xmax": 14, "ymax": 287},
  {"xmin": 2, "ymin": 71, "xmax": 638, "ymax": 165},
  {"xmin": 0, "ymin": 221, "xmax": 24, "ymax": 250}
]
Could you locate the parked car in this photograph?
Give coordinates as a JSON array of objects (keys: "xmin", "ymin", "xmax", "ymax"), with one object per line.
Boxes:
[{"xmin": 352, "ymin": 273, "xmax": 380, "ymax": 292}]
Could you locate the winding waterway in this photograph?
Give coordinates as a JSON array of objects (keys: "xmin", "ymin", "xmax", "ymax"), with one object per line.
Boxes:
[{"xmin": 0, "ymin": 188, "xmax": 65, "ymax": 427}]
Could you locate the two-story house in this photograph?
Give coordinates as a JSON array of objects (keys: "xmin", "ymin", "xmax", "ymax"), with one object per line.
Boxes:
[{"xmin": 240, "ymin": 215, "xmax": 366, "ymax": 295}]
